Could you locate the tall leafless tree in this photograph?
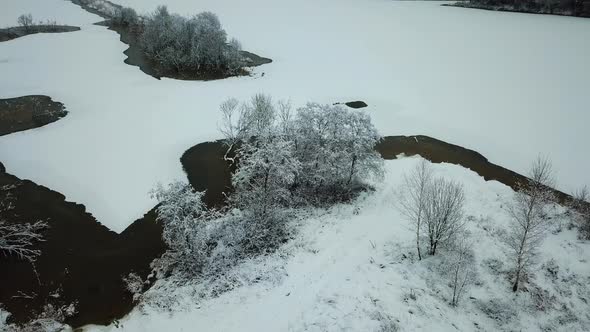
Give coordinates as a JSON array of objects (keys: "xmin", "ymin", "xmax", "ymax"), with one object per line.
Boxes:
[
  {"xmin": 507, "ymin": 156, "xmax": 555, "ymax": 292},
  {"xmin": 398, "ymin": 159, "xmax": 433, "ymax": 260},
  {"xmin": 17, "ymin": 13, "xmax": 34, "ymax": 32},
  {"xmin": 423, "ymin": 177, "xmax": 465, "ymax": 256}
]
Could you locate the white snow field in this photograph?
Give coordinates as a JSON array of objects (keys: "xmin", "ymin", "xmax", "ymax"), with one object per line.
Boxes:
[
  {"xmin": 1, "ymin": 0, "xmax": 590, "ymax": 232},
  {"xmin": 84, "ymin": 157, "xmax": 590, "ymax": 332}
]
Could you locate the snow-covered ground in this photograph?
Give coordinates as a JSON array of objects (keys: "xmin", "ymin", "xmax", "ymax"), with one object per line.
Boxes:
[
  {"xmin": 83, "ymin": 157, "xmax": 590, "ymax": 331},
  {"xmin": 1, "ymin": 0, "xmax": 590, "ymax": 232}
]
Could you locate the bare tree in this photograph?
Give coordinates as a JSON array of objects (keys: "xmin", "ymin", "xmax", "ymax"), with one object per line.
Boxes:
[
  {"xmin": 218, "ymin": 97, "xmax": 251, "ymax": 162},
  {"xmin": 398, "ymin": 159, "xmax": 433, "ymax": 260},
  {"xmin": 423, "ymin": 177, "xmax": 465, "ymax": 256},
  {"xmin": 17, "ymin": 13, "xmax": 34, "ymax": 32},
  {"xmin": 0, "ymin": 220, "xmax": 48, "ymax": 263},
  {"xmin": 447, "ymin": 232, "xmax": 475, "ymax": 306},
  {"xmin": 507, "ymin": 156, "xmax": 555, "ymax": 292},
  {"xmin": 245, "ymin": 94, "xmax": 276, "ymax": 137},
  {"xmin": 277, "ymin": 99, "xmax": 293, "ymax": 138}
]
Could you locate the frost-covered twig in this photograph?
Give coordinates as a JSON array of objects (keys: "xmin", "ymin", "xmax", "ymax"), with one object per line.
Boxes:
[{"xmin": 0, "ymin": 220, "xmax": 48, "ymax": 263}]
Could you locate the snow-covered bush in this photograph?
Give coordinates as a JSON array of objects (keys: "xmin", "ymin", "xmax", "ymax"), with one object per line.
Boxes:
[
  {"xmin": 476, "ymin": 298, "xmax": 517, "ymax": 326},
  {"xmin": 2, "ymin": 302, "xmax": 77, "ymax": 332},
  {"xmin": 151, "ymin": 181, "xmax": 217, "ymax": 277},
  {"xmin": 123, "ymin": 272, "xmax": 145, "ymax": 302},
  {"xmin": 370, "ymin": 310, "xmax": 400, "ymax": 332},
  {"xmin": 140, "ymin": 6, "xmax": 245, "ymax": 74},
  {"xmin": 151, "ymin": 181, "xmax": 249, "ymax": 280}
]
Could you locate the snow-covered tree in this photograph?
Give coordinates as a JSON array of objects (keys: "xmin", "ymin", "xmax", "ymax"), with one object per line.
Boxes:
[
  {"xmin": 0, "ymin": 220, "xmax": 47, "ymax": 263},
  {"xmin": 232, "ymin": 137, "xmax": 301, "ymax": 252},
  {"xmin": 423, "ymin": 177, "xmax": 465, "ymax": 256},
  {"xmin": 398, "ymin": 159, "xmax": 433, "ymax": 260},
  {"xmin": 507, "ymin": 156, "xmax": 555, "ymax": 292},
  {"xmin": 446, "ymin": 232, "xmax": 475, "ymax": 306},
  {"xmin": 218, "ymin": 94, "xmax": 280, "ymax": 163},
  {"xmin": 293, "ymin": 103, "xmax": 383, "ymax": 201}
]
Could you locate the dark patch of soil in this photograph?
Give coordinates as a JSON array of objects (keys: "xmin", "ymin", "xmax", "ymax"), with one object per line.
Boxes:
[
  {"xmin": 0, "ymin": 167, "xmax": 165, "ymax": 328},
  {"xmin": 70, "ymin": 0, "xmax": 272, "ymax": 81},
  {"xmin": 344, "ymin": 101, "xmax": 368, "ymax": 109},
  {"xmin": 0, "ymin": 96, "xmax": 68, "ymax": 136},
  {"xmin": 180, "ymin": 140, "xmax": 237, "ymax": 208},
  {"xmin": 0, "ymin": 25, "xmax": 80, "ymax": 42}
]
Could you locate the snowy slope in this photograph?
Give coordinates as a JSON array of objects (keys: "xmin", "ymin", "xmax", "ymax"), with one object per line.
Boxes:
[
  {"xmin": 85, "ymin": 158, "xmax": 590, "ymax": 332},
  {"xmin": 81, "ymin": 157, "xmax": 590, "ymax": 331},
  {"xmin": 1, "ymin": 0, "xmax": 590, "ymax": 232}
]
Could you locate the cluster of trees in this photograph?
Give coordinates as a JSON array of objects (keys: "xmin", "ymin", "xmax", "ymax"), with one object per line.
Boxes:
[
  {"xmin": 109, "ymin": 5, "xmax": 245, "ymax": 75},
  {"xmin": 152, "ymin": 95, "xmax": 384, "ymax": 280},
  {"xmin": 14, "ymin": 13, "xmax": 66, "ymax": 33},
  {"xmin": 399, "ymin": 156, "xmax": 559, "ymax": 306}
]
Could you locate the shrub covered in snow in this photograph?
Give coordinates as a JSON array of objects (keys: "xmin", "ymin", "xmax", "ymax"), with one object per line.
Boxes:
[
  {"xmin": 151, "ymin": 181, "xmax": 217, "ymax": 278},
  {"xmin": 151, "ymin": 181, "xmax": 248, "ymax": 281}
]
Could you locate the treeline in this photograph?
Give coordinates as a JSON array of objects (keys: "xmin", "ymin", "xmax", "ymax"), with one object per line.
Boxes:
[{"xmin": 454, "ymin": 0, "xmax": 590, "ymax": 17}]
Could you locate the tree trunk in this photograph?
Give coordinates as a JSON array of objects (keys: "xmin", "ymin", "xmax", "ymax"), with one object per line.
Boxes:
[
  {"xmin": 512, "ymin": 269, "xmax": 520, "ymax": 292},
  {"xmin": 416, "ymin": 213, "xmax": 422, "ymax": 260},
  {"xmin": 347, "ymin": 155, "xmax": 357, "ymax": 186}
]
